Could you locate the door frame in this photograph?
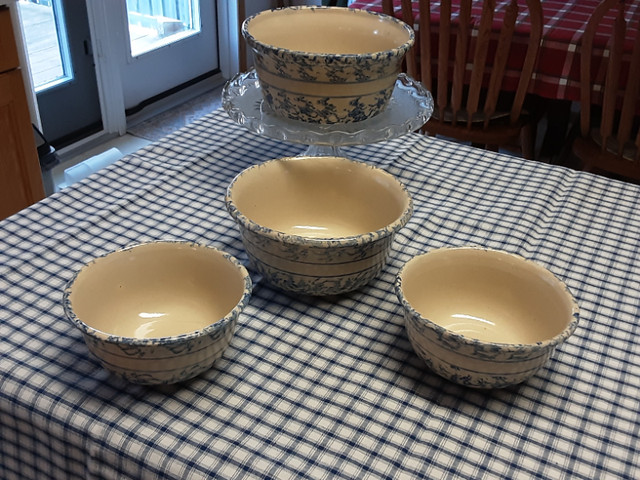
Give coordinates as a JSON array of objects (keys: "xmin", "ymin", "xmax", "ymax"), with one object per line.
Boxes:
[
  {"xmin": 87, "ymin": 0, "xmax": 231, "ymax": 136},
  {"xmin": 34, "ymin": 0, "xmax": 103, "ymax": 147},
  {"xmin": 8, "ymin": 2, "xmax": 41, "ymax": 131},
  {"xmin": 17, "ymin": 0, "xmax": 259, "ymax": 158},
  {"xmin": 58, "ymin": 0, "xmax": 233, "ymax": 156},
  {"xmin": 85, "ymin": 0, "xmax": 127, "ymax": 137}
]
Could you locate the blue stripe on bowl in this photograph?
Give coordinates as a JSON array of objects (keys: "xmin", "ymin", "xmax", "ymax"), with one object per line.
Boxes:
[
  {"xmin": 84, "ymin": 325, "xmax": 234, "ymax": 361},
  {"xmin": 249, "ymin": 253, "xmax": 383, "ymax": 280},
  {"xmin": 412, "ymin": 338, "xmax": 548, "ymax": 377},
  {"xmin": 254, "ymin": 64, "xmax": 399, "ymax": 86},
  {"xmin": 406, "ymin": 319, "xmax": 552, "ymax": 365},
  {"xmin": 241, "ymin": 232, "xmax": 388, "ymax": 266},
  {"xmin": 260, "ymin": 80, "xmax": 392, "ymax": 100},
  {"xmin": 95, "ymin": 346, "xmax": 227, "ymax": 375}
]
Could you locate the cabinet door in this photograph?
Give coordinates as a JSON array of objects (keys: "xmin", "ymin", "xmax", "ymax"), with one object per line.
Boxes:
[
  {"xmin": 0, "ymin": 69, "xmax": 45, "ymax": 220},
  {"xmin": 0, "ymin": 7, "xmax": 19, "ymax": 73}
]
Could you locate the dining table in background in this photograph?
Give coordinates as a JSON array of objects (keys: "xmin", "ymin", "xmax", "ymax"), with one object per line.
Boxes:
[
  {"xmin": 351, "ymin": 0, "xmax": 640, "ymax": 159},
  {"xmin": 350, "ymin": 0, "xmax": 640, "ymax": 103},
  {"xmin": 1, "ymin": 108, "xmax": 639, "ymax": 478}
]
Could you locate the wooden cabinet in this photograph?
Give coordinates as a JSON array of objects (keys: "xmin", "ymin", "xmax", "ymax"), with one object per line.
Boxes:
[{"xmin": 0, "ymin": 5, "xmax": 44, "ymax": 221}]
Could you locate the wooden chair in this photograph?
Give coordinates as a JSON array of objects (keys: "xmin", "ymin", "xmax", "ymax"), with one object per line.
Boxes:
[
  {"xmin": 571, "ymin": 0, "xmax": 640, "ymax": 181},
  {"xmin": 397, "ymin": 0, "xmax": 543, "ymax": 159}
]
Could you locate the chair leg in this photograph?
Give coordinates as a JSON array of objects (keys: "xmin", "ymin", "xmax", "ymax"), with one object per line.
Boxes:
[{"xmin": 520, "ymin": 123, "xmax": 536, "ymax": 160}]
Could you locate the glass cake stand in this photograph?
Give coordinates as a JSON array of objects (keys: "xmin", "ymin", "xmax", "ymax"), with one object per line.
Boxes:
[{"xmin": 222, "ymin": 69, "xmax": 434, "ymax": 157}]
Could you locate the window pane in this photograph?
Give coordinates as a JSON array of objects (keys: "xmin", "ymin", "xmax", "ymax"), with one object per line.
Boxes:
[
  {"xmin": 127, "ymin": 0, "xmax": 201, "ymax": 57},
  {"xmin": 18, "ymin": 0, "xmax": 73, "ymax": 91}
]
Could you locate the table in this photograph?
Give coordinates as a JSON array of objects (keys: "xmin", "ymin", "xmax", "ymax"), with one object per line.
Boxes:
[
  {"xmin": 350, "ymin": 0, "xmax": 640, "ymax": 103},
  {"xmin": 2, "ymin": 108, "xmax": 640, "ymax": 479}
]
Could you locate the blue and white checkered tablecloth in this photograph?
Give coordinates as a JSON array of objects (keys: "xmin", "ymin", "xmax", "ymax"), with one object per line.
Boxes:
[{"xmin": 1, "ymin": 108, "xmax": 639, "ymax": 479}]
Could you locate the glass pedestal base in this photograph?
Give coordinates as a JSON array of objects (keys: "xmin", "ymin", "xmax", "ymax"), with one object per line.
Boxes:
[{"xmin": 222, "ymin": 69, "xmax": 434, "ymax": 158}]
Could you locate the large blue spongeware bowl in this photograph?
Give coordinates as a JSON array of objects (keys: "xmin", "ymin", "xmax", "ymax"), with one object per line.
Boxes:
[
  {"xmin": 63, "ymin": 241, "xmax": 252, "ymax": 385},
  {"xmin": 226, "ymin": 156, "xmax": 413, "ymax": 296},
  {"xmin": 396, "ymin": 247, "xmax": 580, "ymax": 389},
  {"xmin": 242, "ymin": 6, "xmax": 415, "ymax": 124}
]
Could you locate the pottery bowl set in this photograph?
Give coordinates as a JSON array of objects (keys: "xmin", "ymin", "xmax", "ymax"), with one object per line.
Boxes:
[
  {"xmin": 63, "ymin": 158, "xmax": 579, "ymax": 388},
  {"xmin": 62, "ymin": 7, "xmax": 579, "ymax": 388}
]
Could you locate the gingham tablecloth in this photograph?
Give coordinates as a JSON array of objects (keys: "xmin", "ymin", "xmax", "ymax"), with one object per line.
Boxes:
[
  {"xmin": 1, "ymin": 108, "xmax": 639, "ymax": 479},
  {"xmin": 350, "ymin": 0, "xmax": 640, "ymax": 102}
]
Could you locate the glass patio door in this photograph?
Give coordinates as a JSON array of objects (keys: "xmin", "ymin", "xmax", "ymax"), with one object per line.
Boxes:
[
  {"xmin": 120, "ymin": 0, "xmax": 218, "ymax": 112},
  {"xmin": 19, "ymin": 0, "xmax": 102, "ymax": 147},
  {"xmin": 19, "ymin": 0, "xmax": 219, "ymax": 147}
]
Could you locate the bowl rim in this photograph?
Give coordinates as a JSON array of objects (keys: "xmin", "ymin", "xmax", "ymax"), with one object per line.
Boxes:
[
  {"xmin": 395, "ymin": 246, "xmax": 580, "ymax": 351},
  {"xmin": 242, "ymin": 6, "xmax": 415, "ymax": 58},
  {"xmin": 62, "ymin": 240, "xmax": 253, "ymax": 346},
  {"xmin": 225, "ymin": 156, "xmax": 414, "ymax": 247}
]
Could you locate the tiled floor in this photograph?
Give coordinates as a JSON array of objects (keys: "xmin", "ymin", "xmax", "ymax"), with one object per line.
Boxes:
[
  {"xmin": 127, "ymin": 86, "xmax": 224, "ymax": 142},
  {"xmin": 47, "ymin": 84, "xmax": 224, "ymax": 194}
]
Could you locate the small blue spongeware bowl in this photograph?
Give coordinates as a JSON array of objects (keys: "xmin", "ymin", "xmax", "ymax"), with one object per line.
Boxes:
[
  {"xmin": 242, "ymin": 6, "xmax": 415, "ymax": 124},
  {"xmin": 63, "ymin": 241, "xmax": 252, "ymax": 385},
  {"xmin": 395, "ymin": 247, "xmax": 580, "ymax": 389},
  {"xmin": 226, "ymin": 156, "xmax": 413, "ymax": 296}
]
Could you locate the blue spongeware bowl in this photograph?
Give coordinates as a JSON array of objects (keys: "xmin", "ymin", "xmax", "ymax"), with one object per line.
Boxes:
[
  {"xmin": 63, "ymin": 241, "xmax": 252, "ymax": 385},
  {"xmin": 396, "ymin": 247, "xmax": 580, "ymax": 389},
  {"xmin": 226, "ymin": 156, "xmax": 413, "ymax": 296},
  {"xmin": 242, "ymin": 6, "xmax": 415, "ymax": 124}
]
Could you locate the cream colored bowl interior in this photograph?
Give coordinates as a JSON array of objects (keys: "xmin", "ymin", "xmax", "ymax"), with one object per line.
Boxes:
[
  {"xmin": 401, "ymin": 248, "xmax": 576, "ymax": 344},
  {"xmin": 247, "ymin": 8, "xmax": 411, "ymax": 54},
  {"xmin": 230, "ymin": 157, "xmax": 409, "ymax": 239},
  {"xmin": 69, "ymin": 243, "xmax": 246, "ymax": 339}
]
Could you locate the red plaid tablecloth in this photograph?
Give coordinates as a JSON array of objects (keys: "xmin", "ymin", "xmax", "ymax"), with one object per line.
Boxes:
[{"xmin": 350, "ymin": 0, "xmax": 640, "ymax": 102}]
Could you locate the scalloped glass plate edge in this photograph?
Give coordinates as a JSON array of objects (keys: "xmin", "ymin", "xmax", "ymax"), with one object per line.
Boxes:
[{"xmin": 222, "ymin": 69, "xmax": 434, "ymax": 147}]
